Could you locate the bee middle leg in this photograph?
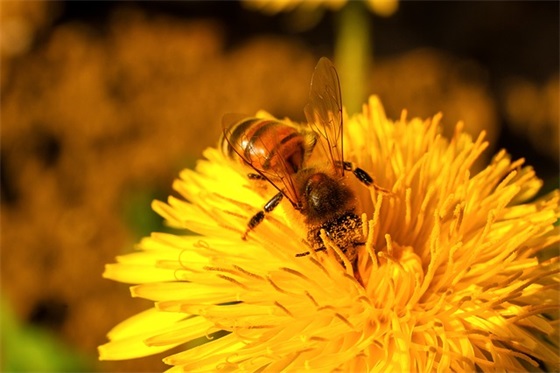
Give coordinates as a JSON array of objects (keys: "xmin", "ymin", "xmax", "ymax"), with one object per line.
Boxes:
[
  {"xmin": 242, "ymin": 191, "xmax": 283, "ymax": 240},
  {"xmin": 340, "ymin": 161, "xmax": 391, "ymax": 194}
]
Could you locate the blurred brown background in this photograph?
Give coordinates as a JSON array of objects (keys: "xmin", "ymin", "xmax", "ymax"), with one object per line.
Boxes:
[{"xmin": 1, "ymin": 1, "xmax": 558, "ymax": 372}]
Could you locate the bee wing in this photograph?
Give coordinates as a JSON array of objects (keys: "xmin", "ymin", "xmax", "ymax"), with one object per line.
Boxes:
[
  {"xmin": 303, "ymin": 57, "xmax": 344, "ymax": 177},
  {"xmin": 221, "ymin": 115, "xmax": 301, "ymax": 207}
]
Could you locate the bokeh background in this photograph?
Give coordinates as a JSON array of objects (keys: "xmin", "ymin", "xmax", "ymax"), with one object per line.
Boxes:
[{"xmin": 1, "ymin": 1, "xmax": 558, "ymax": 372}]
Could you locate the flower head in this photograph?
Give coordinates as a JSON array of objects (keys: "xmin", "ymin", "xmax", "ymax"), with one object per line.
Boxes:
[{"xmin": 99, "ymin": 96, "xmax": 560, "ymax": 372}]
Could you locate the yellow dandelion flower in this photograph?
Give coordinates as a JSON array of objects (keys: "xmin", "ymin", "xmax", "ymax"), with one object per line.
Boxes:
[{"xmin": 99, "ymin": 96, "xmax": 560, "ymax": 372}]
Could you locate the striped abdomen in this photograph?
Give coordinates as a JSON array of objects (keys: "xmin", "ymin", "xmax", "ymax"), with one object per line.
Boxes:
[{"xmin": 221, "ymin": 117, "xmax": 316, "ymax": 175}]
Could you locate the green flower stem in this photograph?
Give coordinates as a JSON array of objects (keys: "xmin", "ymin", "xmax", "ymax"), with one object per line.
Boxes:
[{"xmin": 335, "ymin": 1, "xmax": 372, "ymax": 115}]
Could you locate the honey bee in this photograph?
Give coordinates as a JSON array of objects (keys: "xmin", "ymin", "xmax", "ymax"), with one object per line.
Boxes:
[{"xmin": 221, "ymin": 57, "xmax": 387, "ymax": 264}]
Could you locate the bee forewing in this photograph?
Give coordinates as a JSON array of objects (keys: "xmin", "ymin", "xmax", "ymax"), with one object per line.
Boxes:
[{"xmin": 304, "ymin": 57, "xmax": 344, "ymax": 177}]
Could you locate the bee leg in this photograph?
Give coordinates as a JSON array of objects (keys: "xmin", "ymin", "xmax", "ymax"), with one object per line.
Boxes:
[
  {"xmin": 242, "ymin": 192, "xmax": 283, "ymax": 240},
  {"xmin": 295, "ymin": 247, "xmax": 326, "ymax": 257},
  {"xmin": 342, "ymin": 161, "xmax": 391, "ymax": 194}
]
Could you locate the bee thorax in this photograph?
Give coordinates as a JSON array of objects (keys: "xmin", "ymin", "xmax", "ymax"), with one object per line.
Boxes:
[{"xmin": 301, "ymin": 172, "xmax": 354, "ymax": 224}]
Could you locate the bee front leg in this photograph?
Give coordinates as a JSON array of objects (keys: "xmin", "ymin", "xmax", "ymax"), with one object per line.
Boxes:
[
  {"xmin": 342, "ymin": 161, "xmax": 391, "ymax": 194},
  {"xmin": 242, "ymin": 191, "xmax": 283, "ymax": 240}
]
